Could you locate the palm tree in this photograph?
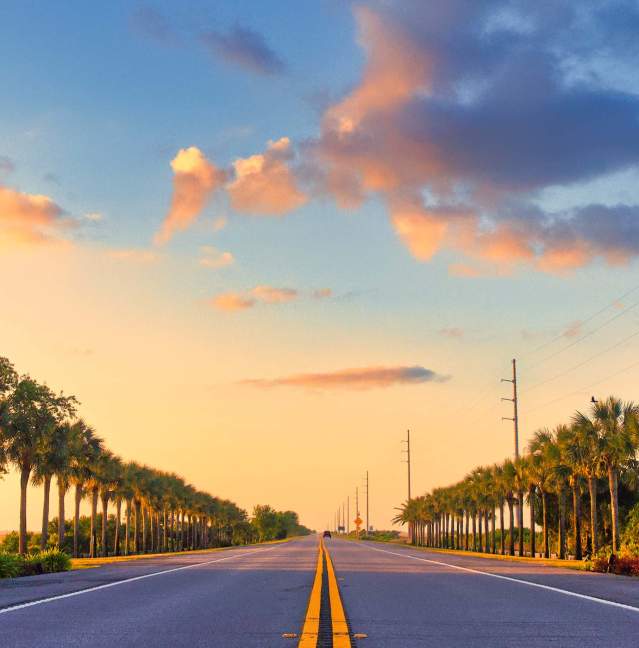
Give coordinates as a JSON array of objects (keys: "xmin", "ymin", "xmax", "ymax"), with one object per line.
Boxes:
[
  {"xmin": 500, "ymin": 460, "xmax": 517, "ymax": 556},
  {"xmin": 95, "ymin": 451, "xmax": 123, "ymax": 557},
  {"xmin": 592, "ymin": 397, "xmax": 639, "ymax": 554},
  {"xmin": 69, "ymin": 422, "xmax": 103, "ymax": 557},
  {"xmin": 528, "ymin": 430, "xmax": 554, "ymax": 558},
  {"xmin": 2, "ymin": 377, "xmax": 75, "ymax": 554},
  {"xmin": 572, "ymin": 411, "xmax": 603, "ymax": 554}
]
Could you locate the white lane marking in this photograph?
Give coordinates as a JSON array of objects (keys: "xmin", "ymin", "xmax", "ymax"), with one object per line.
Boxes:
[
  {"xmin": 359, "ymin": 543, "xmax": 639, "ymax": 614},
  {"xmin": 0, "ymin": 545, "xmax": 283, "ymax": 615}
]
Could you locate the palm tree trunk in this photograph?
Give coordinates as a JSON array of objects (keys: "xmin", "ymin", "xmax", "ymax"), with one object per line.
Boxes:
[
  {"xmin": 149, "ymin": 508, "xmax": 154, "ymax": 553},
  {"xmin": 464, "ymin": 511, "xmax": 469, "ymax": 550},
  {"xmin": 89, "ymin": 487, "xmax": 98, "ymax": 558},
  {"xmin": 542, "ymin": 491, "xmax": 549, "ymax": 558},
  {"xmin": 517, "ymin": 491, "xmax": 524, "ymax": 557},
  {"xmin": 57, "ymin": 477, "xmax": 67, "ymax": 550},
  {"xmin": 125, "ymin": 498, "xmax": 131, "ymax": 556},
  {"xmin": 114, "ymin": 497, "xmax": 122, "ymax": 556},
  {"xmin": 491, "ymin": 510, "xmax": 496, "ymax": 554},
  {"xmin": 558, "ymin": 490, "xmax": 567, "ymax": 559},
  {"xmin": 40, "ymin": 474, "xmax": 52, "ymax": 550},
  {"xmin": 163, "ymin": 508, "xmax": 167, "ymax": 552},
  {"xmin": 19, "ymin": 465, "xmax": 30, "ymax": 555},
  {"xmin": 478, "ymin": 512, "xmax": 483, "ymax": 551},
  {"xmin": 507, "ymin": 499, "xmax": 515, "ymax": 556},
  {"xmin": 572, "ymin": 483, "xmax": 582, "ymax": 560},
  {"xmin": 528, "ymin": 487, "xmax": 536, "ymax": 558},
  {"xmin": 588, "ymin": 475, "xmax": 598, "ymax": 554},
  {"xmin": 142, "ymin": 504, "xmax": 147, "ymax": 552},
  {"xmin": 100, "ymin": 493, "xmax": 109, "ymax": 557},
  {"xmin": 472, "ymin": 513, "xmax": 477, "ymax": 551},
  {"xmin": 484, "ymin": 511, "xmax": 490, "ymax": 553},
  {"xmin": 134, "ymin": 500, "xmax": 140, "ymax": 553},
  {"xmin": 499, "ymin": 501, "xmax": 505, "ymax": 555},
  {"xmin": 608, "ymin": 466, "xmax": 620, "ymax": 554},
  {"xmin": 74, "ymin": 484, "xmax": 83, "ymax": 558}
]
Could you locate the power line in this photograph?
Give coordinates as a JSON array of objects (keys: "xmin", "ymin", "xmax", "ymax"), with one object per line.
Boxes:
[
  {"xmin": 524, "ymin": 297, "xmax": 639, "ymax": 371},
  {"xmin": 521, "ymin": 326, "xmax": 639, "ymax": 395},
  {"xmin": 521, "ymin": 358, "xmax": 639, "ymax": 417},
  {"xmin": 524, "ymin": 283, "xmax": 639, "ymax": 357}
]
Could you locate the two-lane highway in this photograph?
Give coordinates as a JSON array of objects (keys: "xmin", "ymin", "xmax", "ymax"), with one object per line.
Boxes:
[{"xmin": 3, "ymin": 536, "xmax": 639, "ymax": 647}]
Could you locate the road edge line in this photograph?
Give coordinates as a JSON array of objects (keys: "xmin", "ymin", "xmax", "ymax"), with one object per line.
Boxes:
[
  {"xmin": 360, "ymin": 542, "xmax": 639, "ymax": 614},
  {"xmin": 0, "ymin": 545, "xmax": 280, "ymax": 615}
]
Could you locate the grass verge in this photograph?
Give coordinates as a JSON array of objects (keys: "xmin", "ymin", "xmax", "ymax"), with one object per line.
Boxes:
[{"xmin": 71, "ymin": 536, "xmax": 298, "ymax": 570}]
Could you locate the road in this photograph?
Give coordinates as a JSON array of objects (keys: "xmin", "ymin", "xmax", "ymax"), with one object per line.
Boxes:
[{"xmin": 2, "ymin": 536, "xmax": 639, "ymax": 647}]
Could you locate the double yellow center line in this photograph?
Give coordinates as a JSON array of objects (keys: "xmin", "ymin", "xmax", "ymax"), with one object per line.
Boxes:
[{"xmin": 298, "ymin": 538, "xmax": 352, "ymax": 647}]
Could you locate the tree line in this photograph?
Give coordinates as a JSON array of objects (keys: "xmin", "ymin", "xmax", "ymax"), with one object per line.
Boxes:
[
  {"xmin": 394, "ymin": 396, "xmax": 639, "ymax": 560},
  {"xmin": 0, "ymin": 356, "xmax": 309, "ymax": 557}
]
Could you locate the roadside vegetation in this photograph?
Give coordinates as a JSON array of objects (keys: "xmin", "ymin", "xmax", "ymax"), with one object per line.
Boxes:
[
  {"xmin": 394, "ymin": 396, "xmax": 639, "ymax": 575},
  {"xmin": 0, "ymin": 356, "xmax": 310, "ymax": 578}
]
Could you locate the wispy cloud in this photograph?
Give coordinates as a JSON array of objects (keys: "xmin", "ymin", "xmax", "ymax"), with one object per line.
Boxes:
[
  {"xmin": 0, "ymin": 156, "xmax": 14, "ymax": 176},
  {"xmin": 130, "ymin": 5, "xmax": 178, "ymax": 45},
  {"xmin": 199, "ymin": 246, "xmax": 234, "ymax": 269},
  {"xmin": 439, "ymin": 327, "xmax": 464, "ymax": 339},
  {"xmin": 312, "ymin": 288, "xmax": 332, "ymax": 299},
  {"xmin": 211, "ymin": 285, "xmax": 298, "ymax": 311},
  {"xmin": 84, "ymin": 212, "xmax": 104, "ymax": 222},
  {"xmin": 105, "ymin": 248, "xmax": 159, "ymax": 263},
  {"xmin": 562, "ymin": 321, "xmax": 582, "ymax": 338},
  {"xmin": 211, "ymin": 292, "xmax": 255, "ymax": 312},
  {"xmin": 200, "ymin": 25, "xmax": 285, "ymax": 75},
  {"xmin": 242, "ymin": 365, "xmax": 450, "ymax": 390}
]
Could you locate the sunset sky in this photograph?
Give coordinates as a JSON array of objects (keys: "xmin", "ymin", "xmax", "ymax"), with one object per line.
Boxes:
[{"xmin": 2, "ymin": 1, "xmax": 639, "ymax": 533}]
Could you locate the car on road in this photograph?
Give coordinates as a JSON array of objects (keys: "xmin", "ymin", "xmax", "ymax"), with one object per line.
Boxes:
[{"xmin": 323, "ymin": 530, "xmax": 331, "ymax": 538}]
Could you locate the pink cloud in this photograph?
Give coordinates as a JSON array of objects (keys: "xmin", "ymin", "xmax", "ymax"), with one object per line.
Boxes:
[
  {"xmin": 439, "ymin": 327, "xmax": 463, "ymax": 339},
  {"xmin": 0, "ymin": 185, "xmax": 67, "ymax": 247},
  {"xmin": 250, "ymin": 285, "xmax": 297, "ymax": 304},
  {"xmin": 199, "ymin": 246, "xmax": 234, "ymax": 269},
  {"xmin": 105, "ymin": 248, "xmax": 159, "ymax": 263},
  {"xmin": 227, "ymin": 138, "xmax": 306, "ymax": 215},
  {"xmin": 242, "ymin": 365, "xmax": 449, "ymax": 390},
  {"xmin": 154, "ymin": 147, "xmax": 225, "ymax": 245}
]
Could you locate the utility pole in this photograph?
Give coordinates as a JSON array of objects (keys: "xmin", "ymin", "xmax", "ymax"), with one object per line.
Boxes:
[
  {"xmin": 501, "ymin": 358, "xmax": 520, "ymax": 459},
  {"xmin": 363, "ymin": 470, "xmax": 370, "ymax": 533},
  {"xmin": 402, "ymin": 430, "xmax": 411, "ymax": 500}
]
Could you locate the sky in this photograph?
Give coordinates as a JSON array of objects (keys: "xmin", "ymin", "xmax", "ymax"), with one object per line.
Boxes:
[{"xmin": 2, "ymin": 0, "xmax": 639, "ymax": 533}]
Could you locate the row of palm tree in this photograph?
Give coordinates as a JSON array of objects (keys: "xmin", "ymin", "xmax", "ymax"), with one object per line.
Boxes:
[
  {"xmin": 0, "ymin": 356, "xmax": 250, "ymax": 556},
  {"xmin": 394, "ymin": 396, "xmax": 639, "ymax": 559}
]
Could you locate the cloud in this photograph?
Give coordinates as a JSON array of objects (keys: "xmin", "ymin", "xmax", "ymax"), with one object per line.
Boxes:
[
  {"xmin": 312, "ymin": 288, "xmax": 332, "ymax": 299},
  {"xmin": 241, "ymin": 365, "xmax": 449, "ymax": 390},
  {"xmin": 0, "ymin": 156, "xmax": 14, "ymax": 176},
  {"xmin": 130, "ymin": 6, "xmax": 178, "ymax": 45},
  {"xmin": 251, "ymin": 285, "xmax": 297, "ymax": 304},
  {"xmin": 439, "ymin": 327, "xmax": 464, "ymax": 339},
  {"xmin": 105, "ymin": 248, "xmax": 159, "ymax": 263},
  {"xmin": 200, "ymin": 25, "xmax": 285, "ymax": 75},
  {"xmin": 154, "ymin": 147, "xmax": 225, "ymax": 245},
  {"xmin": 84, "ymin": 212, "xmax": 104, "ymax": 222},
  {"xmin": 199, "ymin": 246, "xmax": 234, "ymax": 268},
  {"xmin": 212, "ymin": 216, "xmax": 227, "ymax": 232},
  {"xmin": 0, "ymin": 185, "xmax": 67, "ymax": 247},
  {"xmin": 211, "ymin": 293, "xmax": 256, "ymax": 312},
  {"xmin": 227, "ymin": 138, "xmax": 307, "ymax": 215},
  {"xmin": 304, "ymin": 1, "xmax": 639, "ymax": 273},
  {"xmin": 210, "ymin": 285, "xmax": 306, "ymax": 311},
  {"xmin": 562, "ymin": 321, "xmax": 582, "ymax": 338}
]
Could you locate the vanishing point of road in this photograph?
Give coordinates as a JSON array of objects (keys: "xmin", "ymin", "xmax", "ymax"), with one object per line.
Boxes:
[{"xmin": 3, "ymin": 535, "xmax": 639, "ymax": 647}]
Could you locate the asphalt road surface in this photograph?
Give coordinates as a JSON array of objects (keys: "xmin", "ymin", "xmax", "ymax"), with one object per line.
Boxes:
[{"xmin": 2, "ymin": 536, "xmax": 639, "ymax": 647}]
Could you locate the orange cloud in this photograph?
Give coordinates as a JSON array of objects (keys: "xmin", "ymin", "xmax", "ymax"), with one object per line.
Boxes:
[
  {"xmin": 211, "ymin": 293, "xmax": 256, "ymax": 311},
  {"xmin": 227, "ymin": 137, "xmax": 306, "ymax": 215},
  {"xmin": 199, "ymin": 246, "xmax": 234, "ymax": 268},
  {"xmin": 105, "ymin": 248, "xmax": 159, "ymax": 263},
  {"xmin": 0, "ymin": 185, "xmax": 67, "ymax": 248},
  {"xmin": 154, "ymin": 147, "xmax": 225, "ymax": 245},
  {"xmin": 242, "ymin": 365, "xmax": 449, "ymax": 390},
  {"xmin": 312, "ymin": 288, "xmax": 332, "ymax": 299},
  {"xmin": 251, "ymin": 285, "xmax": 297, "ymax": 303}
]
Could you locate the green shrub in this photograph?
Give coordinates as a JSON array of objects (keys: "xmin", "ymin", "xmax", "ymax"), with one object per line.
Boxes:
[
  {"xmin": 37, "ymin": 548, "xmax": 71, "ymax": 574},
  {"xmin": 18, "ymin": 553, "xmax": 44, "ymax": 576},
  {"xmin": 0, "ymin": 552, "xmax": 21, "ymax": 578}
]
